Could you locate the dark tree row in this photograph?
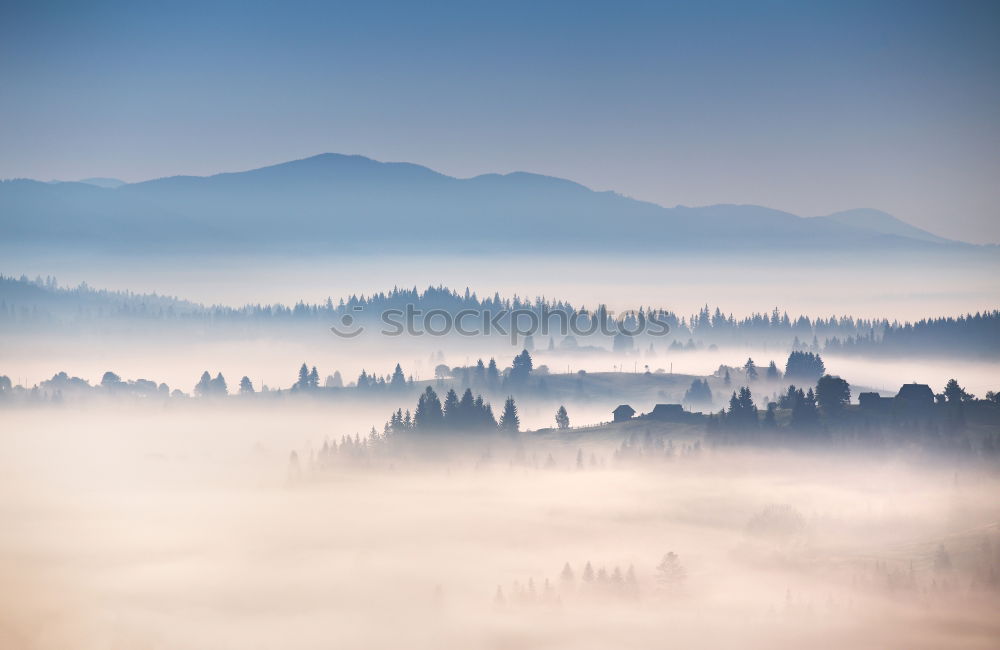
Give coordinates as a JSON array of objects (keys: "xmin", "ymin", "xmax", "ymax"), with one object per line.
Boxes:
[{"xmin": 385, "ymin": 386, "xmax": 521, "ymax": 434}]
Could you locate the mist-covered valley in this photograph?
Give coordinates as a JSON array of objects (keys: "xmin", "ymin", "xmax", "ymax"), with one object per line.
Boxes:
[
  {"xmin": 2, "ymin": 403, "xmax": 999, "ymax": 650},
  {"xmin": 2, "ymin": 259, "xmax": 1000, "ymax": 648},
  {"xmin": 7, "ymin": 0, "xmax": 1000, "ymax": 645},
  {"xmin": 7, "ymin": 1, "xmax": 1000, "ymax": 645}
]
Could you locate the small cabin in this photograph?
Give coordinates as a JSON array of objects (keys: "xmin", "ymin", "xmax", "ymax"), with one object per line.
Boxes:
[
  {"xmin": 648, "ymin": 403, "xmax": 684, "ymax": 421},
  {"xmin": 859, "ymin": 392, "xmax": 893, "ymax": 411},
  {"xmin": 895, "ymin": 383, "xmax": 934, "ymax": 410},
  {"xmin": 613, "ymin": 404, "xmax": 636, "ymax": 422}
]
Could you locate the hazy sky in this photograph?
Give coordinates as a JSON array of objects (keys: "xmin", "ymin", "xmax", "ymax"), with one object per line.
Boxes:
[{"xmin": 2, "ymin": 1, "xmax": 999, "ymax": 242}]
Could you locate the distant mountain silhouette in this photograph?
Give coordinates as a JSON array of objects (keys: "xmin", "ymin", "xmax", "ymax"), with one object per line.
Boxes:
[
  {"xmin": 45, "ymin": 177, "xmax": 126, "ymax": 188},
  {"xmin": 77, "ymin": 177, "xmax": 126, "ymax": 189},
  {"xmin": 817, "ymin": 208, "xmax": 951, "ymax": 244},
  {"xmin": 0, "ymin": 153, "xmax": 975, "ymax": 252}
]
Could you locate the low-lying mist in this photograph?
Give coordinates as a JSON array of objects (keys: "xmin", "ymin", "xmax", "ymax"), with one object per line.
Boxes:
[
  {"xmin": 2, "ymin": 248, "xmax": 998, "ymax": 647},
  {"xmin": 5, "ymin": 331, "xmax": 998, "ymax": 411},
  {"xmin": 4, "ymin": 248, "xmax": 997, "ymax": 318},
  {"xmin": 1, "ymin": 404, "xmax": 998, "ymax": 649}
]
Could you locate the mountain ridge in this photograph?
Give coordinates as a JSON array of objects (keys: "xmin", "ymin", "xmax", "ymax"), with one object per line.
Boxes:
[{"xmin": 0, "ymin": 153, "xmax": 970, "ymax": 251}]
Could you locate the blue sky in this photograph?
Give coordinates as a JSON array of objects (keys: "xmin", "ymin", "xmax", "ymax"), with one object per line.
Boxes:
[{"xmin": 2, "ymin": 0, "xmax": 998, "ymax": 242}]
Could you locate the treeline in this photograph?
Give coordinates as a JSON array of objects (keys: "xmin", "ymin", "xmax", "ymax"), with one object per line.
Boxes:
[
  {"xmin": 705, "ymin": 374, "xmax": 1000, "ymax": 457},
  {"xmin": 823, "ymin": 311, "xmax": 1000, "ymax": 357},
  {"xmin": 0, "ymin": 276, "xmax": 579, "ymax": 325},
  {"xmin": 684, "ymin": 352, "xmax": 823, "ymax": 410},
  {"xmin": 493, "ymin": 553, "xmax": 687, "ymax": 609},
  {"xmin": 0, "ymin": 274, "xmax": 203, "ymax": 323},
  {"xmin": 5, "ymin": 275, "xmax": 997, "ymax": 356},
  {"xmin": 0, "ymin": 348, "xmax": 541, "ymax": 405},
  {"xmin": 688, "ymin": 305, "xmax": 880, "ymax": 343},
  {"xmin": 382, "ymin": 387, "xmax": 520, "ymax": 435}
]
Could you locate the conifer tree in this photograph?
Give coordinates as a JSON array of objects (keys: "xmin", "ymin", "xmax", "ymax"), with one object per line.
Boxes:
[
  {"xmin": 510, "ymin": 350, "xmax": 534, "ymax": 384},
  {"xmin": 296, "ymin": 363, "xmax": 310, "ymax": 390},
  {"xmin": 944, "ymin": 378, "xmax": 973, "ymax": 403},
  {"xmin": 458, "ymin": 389, "xmax": 475, "ymax": 427},
  {"xmin": 791, "ymin": 387, "xmax": 819, "ymax": 429},
  {"xmin": 725, "ymin": 386, "xmax": 757, "ymax": 427},
  {"xmin": 555, "ymin": 405, "xmax": 570, "ymax": 429},
  {"xmin": 195, "ymin": 371, "xmax": 212, "ymax": 397},
  {"xmin": 655, "ymin": 552, "xmax": 686, "ymax": 589},
  {"xmin": 683, "ymin": 378, "xmax": 713, "ymax": 408},
  {"xmin": 443, "ymin": 388, "xmax": 460, "ymax": 428},
  {"xmin": 483, "ymin": 403, "xmax": 498, "ymax": 429},
  {"xmin": 211, "ymin": 372, "xmax": 228, "ymax": 396},
  {"xmin": 560, "ymin": 562, "xmax": 574, "ymax": 585},
  {"xmin": 391, "ymin": 363, "xmax": 406, "ymax": 388},
  {"xmin": 486, "ymin": 358, "xmax": 500, "ymax": 387},
  {"xmin": 414, "ymin": 386, "xmax": 444, "ymax": 430},
  {"xmin": 784, "ymin": 351, "xmax": 825, "ymax": 382},
  {"xmin": 499, "ymin": 396, "xmax": 520, "ymax": 433}
]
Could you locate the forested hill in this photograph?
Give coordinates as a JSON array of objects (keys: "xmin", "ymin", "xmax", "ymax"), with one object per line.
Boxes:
[
  {"xmin": 1, "ymin": 275, "xmax": 996, "ymax": 356},
  {"xmin": 0, "ymin": 274, "xmax": 202, "ymax": 319}
]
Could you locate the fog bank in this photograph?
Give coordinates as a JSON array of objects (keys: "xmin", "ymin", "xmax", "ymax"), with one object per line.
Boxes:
[{"xmin": 1, "ymin": 406, "xmax": 997, "ymax": 649}]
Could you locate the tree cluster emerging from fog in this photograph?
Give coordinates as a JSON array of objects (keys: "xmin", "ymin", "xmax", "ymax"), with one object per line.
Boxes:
[
  {"xmin": 784, "ymin": 351, "xmax": 826, "ymax": 382},
  {"xmin": 384, "ymin": 386, "xmax": 502, "ymax": 434},
  {"xmin": 494, "ymin": 554, "xmax": 686, "ymax": 610},
  {"xmin": 4, "ymin": 344, "xmax": 1000, "ymax": 459}
]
